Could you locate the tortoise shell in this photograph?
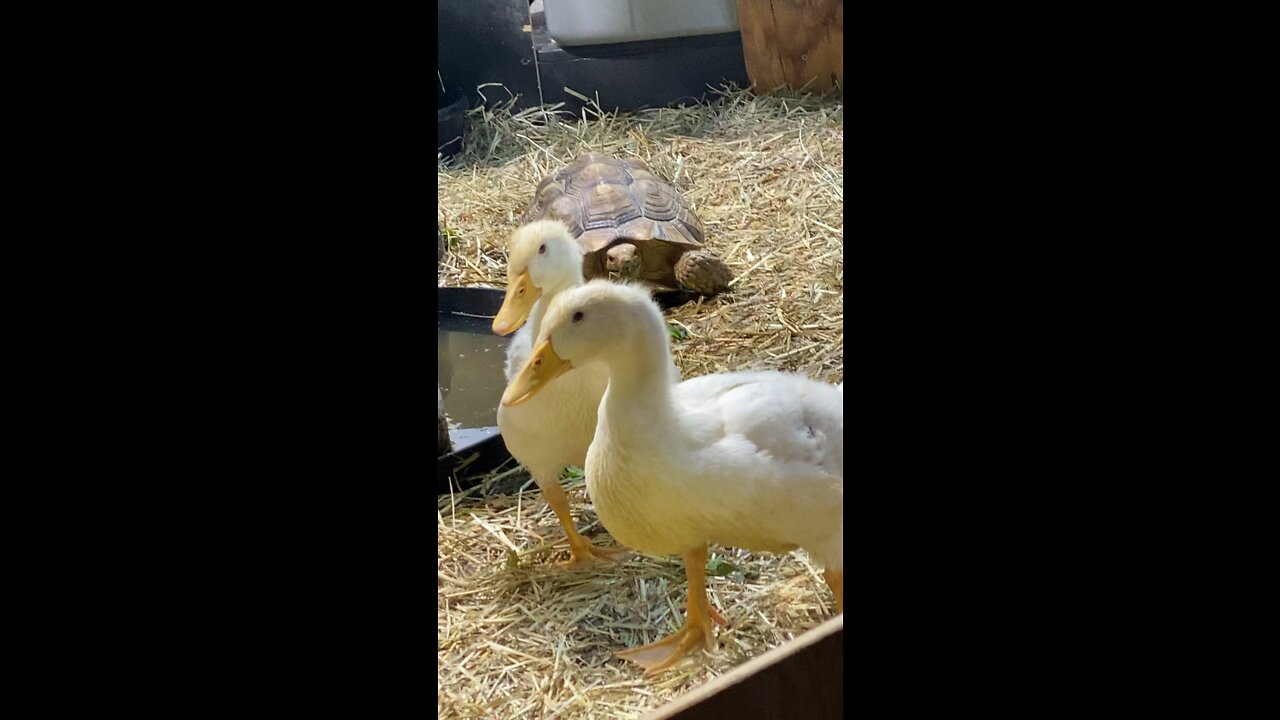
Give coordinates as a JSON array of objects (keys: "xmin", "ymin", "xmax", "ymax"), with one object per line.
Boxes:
[{"xmin": 521, "ymin": 153, "xmax": 706, "ymax": 257}]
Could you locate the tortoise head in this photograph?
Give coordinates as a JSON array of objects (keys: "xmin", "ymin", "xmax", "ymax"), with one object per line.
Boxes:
[{"xmin": 492, "ymin": 220, "xmax": 585, "ymax": 336}]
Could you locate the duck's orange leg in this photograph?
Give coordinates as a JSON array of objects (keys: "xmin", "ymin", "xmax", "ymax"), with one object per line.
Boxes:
[
  {"xmin": 539, "ymin": 478, "xmax": 628, "ymax": 569},
  {"xmin": 616, "ymin": 544, "xmax": 727, "ymax": 675}
]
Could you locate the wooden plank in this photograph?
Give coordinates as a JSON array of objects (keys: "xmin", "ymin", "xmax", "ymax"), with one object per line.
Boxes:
[
  {"xmin": 736, "ymin": 0, "xmax": 843, "ymax": 92},
  {"xmin": 643, "ymin": 614, "xmax": 844, "ymax": 720}
]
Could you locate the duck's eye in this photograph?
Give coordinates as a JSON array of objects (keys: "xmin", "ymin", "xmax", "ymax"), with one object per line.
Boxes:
[
  {"xmin": 518, "ymin": 286, "xmax": 525, "ymax": 295},
  {"xmin": 538, "ymin": 244, "xmax": 546, "ymax": 255},
  {"xmin": 572, "ymin": 311, "xmax": 584, "ymax": 322}
]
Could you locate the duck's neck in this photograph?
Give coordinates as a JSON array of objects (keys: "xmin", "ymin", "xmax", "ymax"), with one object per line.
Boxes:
[
  {"xmin": 529, "ymin": 297, "xmax": 548, "ymax": 344},
  {"xmin": 528, "ymin": 274, "xmax": 582, "ymax": 342},
  {"xmin": 600, "ymin": 335, "xmax": 678, "ymax": 425}
]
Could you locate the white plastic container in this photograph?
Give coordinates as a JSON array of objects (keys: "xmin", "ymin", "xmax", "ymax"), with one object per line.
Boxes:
[{"xmin": 543, "ymin": 0, "xmax": 740, "ymax": 46}]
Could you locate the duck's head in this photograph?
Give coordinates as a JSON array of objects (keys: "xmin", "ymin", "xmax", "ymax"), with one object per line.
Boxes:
[
  {"xmin": 491, "ymin": 220, "xmax": 583, "ymax": 336},
  {"xmin": 501, "ymin": 281, "xmax": 665, "ymax": 407}
]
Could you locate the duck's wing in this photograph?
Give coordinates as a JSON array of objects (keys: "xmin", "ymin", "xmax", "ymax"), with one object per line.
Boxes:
[
  {"xmin": 668, "ymin": 371, "xmax": 842, "ymax": 563},
  {"xmin": 676, "ymin": 371, "xmax": 843, "ymax": 478}
]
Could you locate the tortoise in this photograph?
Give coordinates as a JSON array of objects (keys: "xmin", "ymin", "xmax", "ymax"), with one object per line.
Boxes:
[{"xmin": 521, "ymin": 153, "xmax": 733, "ymax": 296}]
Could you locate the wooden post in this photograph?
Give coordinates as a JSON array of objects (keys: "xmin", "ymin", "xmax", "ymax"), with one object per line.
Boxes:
[{"xmin": 735, "ymin": 0, "xmax": 843, "ymax": 93}]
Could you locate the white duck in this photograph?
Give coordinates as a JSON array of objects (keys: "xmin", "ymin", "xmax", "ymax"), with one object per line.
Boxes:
[
  {"xmin": 492, "ymin": 220, "xmax": 649, "ymax": 567},
  {"xmin": 502, "ymin": 281, "xmax": 843, "ymax": 674}
]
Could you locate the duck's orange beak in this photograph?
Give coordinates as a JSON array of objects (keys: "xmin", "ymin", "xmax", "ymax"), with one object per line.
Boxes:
[
  {"xmin": 502, "ymin": 338, "xmax": 573, "ymax": 406},
  {"xmin": 492, "ymin": 271, "xmax": 541, "ymax": 336}
]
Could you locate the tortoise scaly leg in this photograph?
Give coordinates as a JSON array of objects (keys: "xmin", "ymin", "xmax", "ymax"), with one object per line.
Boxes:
[{"xmin": 673, "ymin": 250, "xmax": 734, "ymax": 295}]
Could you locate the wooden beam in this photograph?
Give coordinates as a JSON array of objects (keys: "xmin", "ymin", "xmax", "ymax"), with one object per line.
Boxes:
[
  {"xmin": 643, "ymin": 615, "xmax": 844, "ymax": 720},
  {"xmin": 736, "ymin": 0, "xmax": 843, "ymax": 93}
]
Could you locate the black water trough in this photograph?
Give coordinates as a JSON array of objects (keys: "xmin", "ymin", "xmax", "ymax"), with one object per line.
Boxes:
[{"xmin": 438, "ymin": 287, "xmax": 513, "ymax": 494}]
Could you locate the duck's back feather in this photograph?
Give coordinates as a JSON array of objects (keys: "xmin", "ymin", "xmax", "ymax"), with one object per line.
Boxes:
[
  {"xmin": 676, "ymin": 371, "xmax": 842, "ymax": 478},
  {"xmin": 590, "ymin": 370, "xmax": 843, "ymax": 569}
]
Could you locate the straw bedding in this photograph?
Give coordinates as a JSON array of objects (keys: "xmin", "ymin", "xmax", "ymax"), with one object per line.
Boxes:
[{"xmin": 438, "ymin": 86, "xmax": 843, "ymax": 719}]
